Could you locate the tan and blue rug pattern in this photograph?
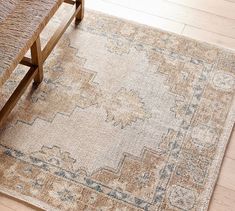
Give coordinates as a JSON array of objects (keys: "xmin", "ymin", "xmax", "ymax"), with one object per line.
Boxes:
[{"xmin": 0, "ymin": 10, "xmax": 235, "ymax": 211}]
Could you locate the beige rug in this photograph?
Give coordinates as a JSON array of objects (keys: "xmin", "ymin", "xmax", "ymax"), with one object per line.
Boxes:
[{"xmin": 0, "ymin": 8, "xmax": 235, "ymax": 211}]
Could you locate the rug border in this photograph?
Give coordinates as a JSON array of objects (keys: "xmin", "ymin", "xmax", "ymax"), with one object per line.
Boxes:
[{"xmin": 201, "ymin": 97, "xmax": 235, "ymax": 210}]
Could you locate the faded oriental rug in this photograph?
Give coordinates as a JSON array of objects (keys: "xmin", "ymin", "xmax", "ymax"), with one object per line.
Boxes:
[{"xmin": 0, "ymin": 9, "xmax": 235, "ymax": 211}]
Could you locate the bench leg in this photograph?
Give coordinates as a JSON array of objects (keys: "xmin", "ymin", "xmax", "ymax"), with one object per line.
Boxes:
[
  {"xmin": 75, "ymin": 0, "xmax": 84, "ymax": 25},
  {"xmin": 31, "ymin": 37, "xmax": 43, "ymax": 85}
]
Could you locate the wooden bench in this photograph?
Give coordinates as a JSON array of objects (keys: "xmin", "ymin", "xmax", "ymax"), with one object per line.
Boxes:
[{"xmin": 0, "ymin": 0, "xmax": 84, "ymax": 127}]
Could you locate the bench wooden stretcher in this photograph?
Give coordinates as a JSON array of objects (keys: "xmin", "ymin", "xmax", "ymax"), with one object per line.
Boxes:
[{"xmin": 0, "ymin": 0, "xmax": 84, "ymax": 127}]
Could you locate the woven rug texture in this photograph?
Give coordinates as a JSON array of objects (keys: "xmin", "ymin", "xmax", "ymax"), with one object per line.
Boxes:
[{"xmin": 0, "ymin": 9, "xmax": 235, "ymax": 211}]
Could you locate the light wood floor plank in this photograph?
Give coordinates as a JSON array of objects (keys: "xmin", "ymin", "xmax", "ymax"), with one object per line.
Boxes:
[
  {"xmin": 0, "ymin": 193, "xmax": 38, "ymax": 211},
  {"xmin": 0, "ymin": 203, "xmax": 15, "ymax": 211},
  {"xmin": 209, "ymin": 185, "xmax": 235, "ymax": 211},
  {"xmin": 226, "ymin": 129, "xmax": 235, "ymax": 159},
  {"xmin": 182, "ymin": 25, "xmax": 235, "ymax": 50},
  {"xmin": 102, "ymin": 0, "xmax": 235, "ymax": 38},
  {"xmin": 86, "ymin": 0, "xmax": 185, "ymax": 34},
  {"xmin": 217, "ymin": 157, "xmax": 235, "ymax": 191},
  {"xmin": 166, "ymin": 0, "xmax": 235, "ymax": 20},
  {"xmin": 226, "ymin": 0, "xmax": 235, "ymax": 2}
]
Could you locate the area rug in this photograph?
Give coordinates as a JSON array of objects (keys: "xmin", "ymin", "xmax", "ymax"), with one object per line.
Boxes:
[{"xmin": 0, "ymin": 8, "xmax": 235, "ymax": 211}]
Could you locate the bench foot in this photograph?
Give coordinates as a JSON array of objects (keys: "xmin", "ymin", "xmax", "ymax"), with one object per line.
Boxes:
[{"xmin": 75, "ymin": 0, "xmax": 84, "ymax": 25}]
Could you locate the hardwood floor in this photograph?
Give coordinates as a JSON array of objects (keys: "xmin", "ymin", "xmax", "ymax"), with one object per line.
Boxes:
[
  {"xmin": 167, "ymin": 0, "xmax": 235, "ymax": 19},
  {"xmin": 0, "ymin": 193, "xmax": 42, "ymax": 211},
  {"xmin": 86, "ymin": 0, "xmax": 235, "ymax": 49},
  {"xmin": 1, "ymin": 0, "xmax": 235, "ymax": 210}
]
